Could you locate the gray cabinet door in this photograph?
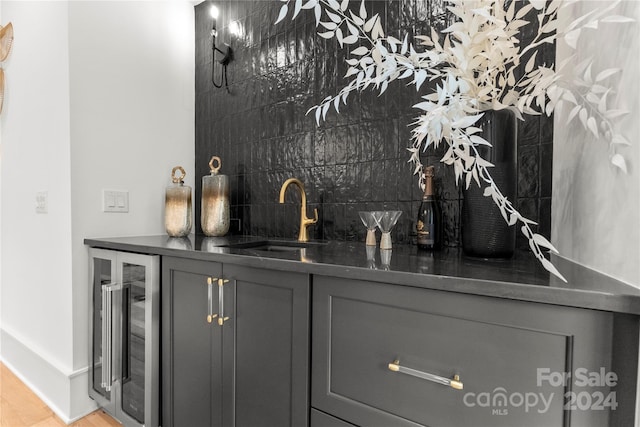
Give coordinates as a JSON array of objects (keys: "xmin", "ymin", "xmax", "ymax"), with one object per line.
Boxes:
[
  {"xmin": 223, "ymin": 265, "xmax": 310, "ymax": 427},
  {"xmin": 162, "ymin": 257, "xmax": 310, "ymax": 427},
  {"xmin": 162, "ymin": 257, "xmax": 223, "ymax": 427}
]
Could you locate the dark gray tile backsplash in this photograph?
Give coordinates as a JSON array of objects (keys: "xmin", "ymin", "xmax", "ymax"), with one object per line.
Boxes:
[{"xmin": 195, "ymin": 0, "xmax": 553, "ymax": 247}]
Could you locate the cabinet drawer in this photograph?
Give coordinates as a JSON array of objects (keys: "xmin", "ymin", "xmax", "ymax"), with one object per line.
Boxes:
[{"xmin": 312, "ymin": 276, "xmax": 613, "ymax": 427}]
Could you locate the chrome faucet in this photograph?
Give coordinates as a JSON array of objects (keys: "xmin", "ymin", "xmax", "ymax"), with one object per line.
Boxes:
[{"xmin": 279, "ymin": 178, "xmax": 318, "ymax": 242}]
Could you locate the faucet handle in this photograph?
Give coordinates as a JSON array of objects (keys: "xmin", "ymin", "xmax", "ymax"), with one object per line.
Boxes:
[{"xmin": 310, "ymin": 208, "xmax": 318, "ymax": 224}]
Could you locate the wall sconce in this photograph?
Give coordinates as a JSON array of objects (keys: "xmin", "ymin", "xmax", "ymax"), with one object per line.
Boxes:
[{"xmin": 210, "ymin": 4, "xmax": 233, "ymax": 92}]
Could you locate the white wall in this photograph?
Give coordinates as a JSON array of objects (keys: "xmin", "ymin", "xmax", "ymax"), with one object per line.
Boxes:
[
  {"xmin": 0, "ymin": 0, "xmax": 75, "ymax": 410},
  {"xmin": 553, "ymin": 1, "xmax": 640, "ymax": 287},
  {"xmin": 0, "ymin": 0, "xmax": 194, "ymax": 422}
]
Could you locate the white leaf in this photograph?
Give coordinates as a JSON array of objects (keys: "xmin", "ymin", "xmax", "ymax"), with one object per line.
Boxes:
[
  {"xmin": 453, "ymin": 113, "xmax": 483, "ymax": 128},
  {"xmin": 414, "ymin": 70, "xmax": 427, "ymax": 91},
  {"xmin": 605, "ymin": 109, "xmax": 630, "ymax": 119},
  {"xmin": 333, "ymin": 96, "xmax": 341, "ymax": 113},
  {"xmin": 301, "ymin": 0, "xmax": 317, "ymax": 9},
  {"xmin": 314, "ymin": 4, "xmax": 321, "ymax": 25},
  {"xmin": 612, "ymin": 135, "xmax": 631, "ymax": 146},
  {"xmin": 351, "ymin": 46, "xmax": 369, "ymax": 56},
  {"xmin": 533, "ymin": 233, "xmax": 559, "ymax": 254},
  {"xmin": 372, "ymin": 47, "xmax": 382, "ymax": 64},
  {"xmin": 541, "ymin": 258, "xmax": 567, "ymax": 283},
  {"xmin": 579, "ymin": 108, "xmax": 588, "ymax": 128},
  {"xmin": 373, "ymin": 19, "xmax": 384, "ymax": 38},
  {"xmin": 275, "ymin": 4, "xmax": 288, "ymax": 24},
  {"xmin": 322, "ymin": 101, "xmax": 331, "ymax": 120},
  {"xmin": 525, "ymin": 51, "xmax": 538, "ymax": 73},
  {"xmin": 364, "ymin": 15, "xmax": 377, "ymax": 33},
  {"xmin": 326, "ymin": 9, "xmax": 342, "ymax": 23},
  {"xmin": 611, "ymin": 153, "xmax": 628, "ymax": 173},
  {"xmin": 349, "ymin": 10, "xmax": 364, "ymax": 26},
  {"xmin": 399, "ymin": 69, "xmax": 413, "ymax": 79},
  {"xmin": 601, "ymin": 15, "xmax": 635, "ymax": 23},
  {"xmin": 515, "ymin": 4, "xmax": 533, "ymax": 20},
  {"xmin": 336, "ymin": 28, "xmax": 344, "ymax": 47},
  {"xmin": 293, "ymin": 0, "xmax": 302, "ymax": 18},
  {"xmin": 564, "ymin": 29, "xmax": 581, "ymax": 49},
  {"xmin": 315, "ymin": 107, "xmax": 321, "ymax": 125},
  {"xmin": 327, "ymin": 0, "xmax": 340, "ymax": 10},
  {"xmin": 587, "ymin": 117, "xmax": 599, "ymax": 138},
  {"xmin": 562, "ymin": 91, "xmax": 578, "ymax": 105},
  {"xmin": 595, "ymin": 68, "xmax": 621, "ymax": 82},
  {"xmin": 347, "ymin": 21, "xmax": 359, "ymax": 36},
  {"xmin": 584, "ymin": 19, "xmax": 598, "ymax": 30},
  {"xmin": 529, "ymin": 0, "xmax": 546, "ymax": 10},
  {"xmin": 342, "ymin": 35, "xmax": 358, "ymax": 44},
  {"xmin": 319, "ymin": 21, "xmax": 338, "ymax": 30},
  {"xmin": 483, "ymin": 186, "xmax": 493, "ymax": 197},
  {"xmin": 508, "ymin": 213, "xmax": 518, "ymax": 226},
  {"xmin": 344, "ymin": 67, "xmax": 359, "ymax": 78},
  {"xmin": 359, "ymin": 0, "xmax": 367, "ymax": 20},
  {"xmin": 318, "ymin": 31, "xmax": 335, "ymax": 39},
  {"xmin": 340, "ymin": 0, "xmax": 349, "ymax": 11},
  {"xmin": 598, "ymin": 90, "xmax": 609, "ymax": 114},
  {"xmin": 470, "ymin": 135, "xmax": 492, "ymax": 146},
  {"xmin": 567, "ymin": 104, "xmax": 581, "ymax": 123},
  {"xmin": 379, "ymin": 80, "xmax": 388, "ymax": 95}
]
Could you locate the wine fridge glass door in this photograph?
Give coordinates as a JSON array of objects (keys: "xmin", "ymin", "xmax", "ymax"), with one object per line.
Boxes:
[{"xmin": 121, "ymin": 262, "xmax": 147, "ymax": 424}]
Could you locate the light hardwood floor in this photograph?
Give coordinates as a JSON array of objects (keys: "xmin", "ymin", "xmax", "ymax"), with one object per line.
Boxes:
[{"xmin": 0, "ymin": 363, "xmax": 120, "ymax": 427}]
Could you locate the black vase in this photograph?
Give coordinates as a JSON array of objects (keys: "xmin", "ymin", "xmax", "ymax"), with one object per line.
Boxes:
[{"xmin": 462, "ymin": 109, "xmax": 517, "ymax": 258}]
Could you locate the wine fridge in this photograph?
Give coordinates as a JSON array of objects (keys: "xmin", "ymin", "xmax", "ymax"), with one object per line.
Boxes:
[{"xmin": 89, "ymin": 248, "xmax": 160, "ymax": 427}]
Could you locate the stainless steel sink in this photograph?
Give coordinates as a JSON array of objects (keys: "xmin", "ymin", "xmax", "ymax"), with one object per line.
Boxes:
[{"xmin": 226, "ymin": 240, "xmax": 327, "ymax": 252}]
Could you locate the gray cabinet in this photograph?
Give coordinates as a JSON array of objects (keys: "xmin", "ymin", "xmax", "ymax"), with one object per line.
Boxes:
[
  {"xmin": 162, "ymin": 256, "xmax": 310, "ymax": 427},
  {"xmin": 312, "ymin": 276, "xmax": 637, "ymax": 427}
]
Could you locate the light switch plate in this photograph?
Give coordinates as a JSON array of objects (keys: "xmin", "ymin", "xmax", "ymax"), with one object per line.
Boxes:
[{"xmin": 103, "ymin": 190, "xmax": 129, "ymax": 213}]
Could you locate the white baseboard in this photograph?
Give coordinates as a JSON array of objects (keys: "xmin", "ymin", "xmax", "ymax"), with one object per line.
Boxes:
[{"xmin": 0, "ymin": 327, "xmax": 97, "ymax": 424}]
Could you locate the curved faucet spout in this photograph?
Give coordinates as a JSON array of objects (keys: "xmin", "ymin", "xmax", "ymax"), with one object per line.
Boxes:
[{"xmin": 279, "ymin": 178, "xmax": 318, "ymax": 242}]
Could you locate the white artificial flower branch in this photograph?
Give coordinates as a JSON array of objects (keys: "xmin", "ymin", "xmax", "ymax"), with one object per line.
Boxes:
[{"xmin": 275, "ymin": 0, "xmax": 634, "ymax": 282}]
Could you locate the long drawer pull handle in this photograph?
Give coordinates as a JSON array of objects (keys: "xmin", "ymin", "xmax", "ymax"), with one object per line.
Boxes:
[
  {"xmin": 217, "ymin": 278, "xmax": 230, "ymax": 326},
  {"xmin": 101, "ymin": 282, "xmax": 120, "ymax": 391},
  {"xmin": 388, "ymin": 360, "xmax": 463, "ymax": 390},
  {"xmin": 206, "ymin": 277, "xmax": 217, "ymax": 323}
]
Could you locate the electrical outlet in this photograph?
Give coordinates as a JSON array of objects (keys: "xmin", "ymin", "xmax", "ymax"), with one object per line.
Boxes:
[
  {"xmin": 35, "ymin": 191, "xmax": 48, "ymax": 214},
  {"xmin": 103, "ymin": 190, "xmax": 129, "ymax": 213}
]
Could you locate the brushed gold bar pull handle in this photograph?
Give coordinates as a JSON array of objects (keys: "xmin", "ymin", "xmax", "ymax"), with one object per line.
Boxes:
[
  {"xmin": 207, "ymin": 277, "xmax": 216, "ymax": 324},
  {"xmin": 388, "ymin": 360, "xmax": 463, "ymax": 390},
  {"xmin": 216, "ymin": 278, "xmax": 230, "ymax": 326}
]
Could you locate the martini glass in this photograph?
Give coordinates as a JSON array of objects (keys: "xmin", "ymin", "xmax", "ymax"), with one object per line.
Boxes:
[
  {"xmin": 359, "ymin": 211, "xmax": 378, "ymax": 246},
  {"xmin": 373, "ymin": 211, "xmax": 402, "ymax": 250}
]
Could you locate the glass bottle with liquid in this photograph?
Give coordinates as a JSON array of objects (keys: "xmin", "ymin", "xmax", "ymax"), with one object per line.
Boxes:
[{"xmin": 416, "ymin": 165, "xmax": 442, "ymax": 250}]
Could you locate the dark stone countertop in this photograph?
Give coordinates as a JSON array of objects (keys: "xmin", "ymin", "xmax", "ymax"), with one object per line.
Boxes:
[{"xmin": 84, "ymin": 234, "xmax": 640, "ymax": 315}]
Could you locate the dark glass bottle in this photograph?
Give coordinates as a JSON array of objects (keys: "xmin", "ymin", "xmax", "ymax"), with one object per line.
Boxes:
[{"xmin": 416, "ymin": 166, "xmax": 442, "ymax": 250}]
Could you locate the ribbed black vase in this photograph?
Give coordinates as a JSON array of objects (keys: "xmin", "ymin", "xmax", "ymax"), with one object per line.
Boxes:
[{"xmin": 462, "ymin": 109, "xmax": 517, "ymax": 258}]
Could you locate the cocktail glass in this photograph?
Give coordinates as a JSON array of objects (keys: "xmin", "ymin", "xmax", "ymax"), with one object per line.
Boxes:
[
  {"xmin": 372, "ymin": 210, "xmax": 402, "ymax": 250},
  {"xmin": 359, "ymin": 211, "xmax": 378, "ymax": 246}
]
